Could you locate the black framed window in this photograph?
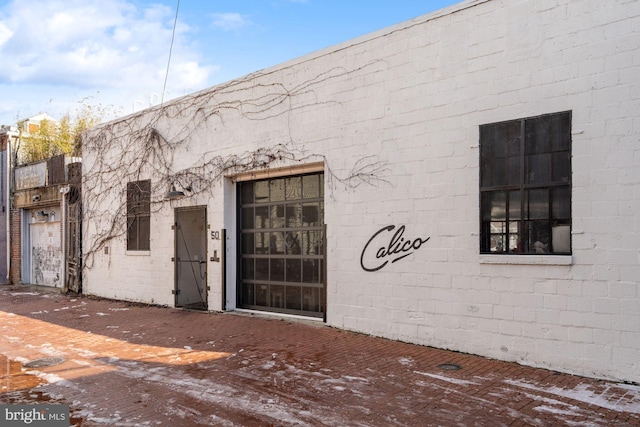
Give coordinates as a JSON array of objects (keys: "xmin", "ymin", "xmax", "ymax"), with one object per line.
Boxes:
[
  {"xmin": 480, "ymin": 111, "xmax": 571, "ymax": 255},
  {"xmin": 127, "ymin": 180, "xmax": 151, "ymax": 251}
]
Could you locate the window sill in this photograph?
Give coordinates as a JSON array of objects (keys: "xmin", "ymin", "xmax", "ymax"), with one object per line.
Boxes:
[
  {"xmin": 479, "ymin": 254, "xmax": 572, "ymax": 265},
  {"xmin": 126, "ymin": 250, "xmax": 151, "ymax": 256}
]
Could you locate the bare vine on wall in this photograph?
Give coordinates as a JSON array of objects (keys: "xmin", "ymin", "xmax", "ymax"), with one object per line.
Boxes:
[{"xmin": 82, "ymin": 60, "xmax": 390, "ymax": 269}]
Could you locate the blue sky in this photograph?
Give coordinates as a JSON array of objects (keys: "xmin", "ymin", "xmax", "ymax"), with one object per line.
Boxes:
[{"xmin": 0, "ymin": 0, "xmax": 461, "ymax": 125}]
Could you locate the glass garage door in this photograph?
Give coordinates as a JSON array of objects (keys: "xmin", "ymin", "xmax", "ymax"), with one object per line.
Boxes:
[{"xmin": 238, "ymin": 173, "xmax": 325, "ymax": 318}]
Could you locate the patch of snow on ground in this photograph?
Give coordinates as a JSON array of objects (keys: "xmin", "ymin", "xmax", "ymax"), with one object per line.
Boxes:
[
  {"xmin": 32, "ymin": 371, "xmax": 77, "ymax": 388},
  {"xmin": 415, "ymin": 371, "xmax": 479, "ymax": 386},
  {"xmin": 39, "ymin": 343, "xmax": 66, "ymax": 357},
  {"xmin": 101, "ymin": 359, "xmax": 349, "ymax": 426},
  {"xmin": 262, "ymin": 360, "xmax": 276, "ymax": 369},
  {"xmin": 398, "ymin": 357, "xmax": 414, "ymax": 366},
  {"xmin": 505, "ymin": 379, "xmax": 640, "ymax": 414}
]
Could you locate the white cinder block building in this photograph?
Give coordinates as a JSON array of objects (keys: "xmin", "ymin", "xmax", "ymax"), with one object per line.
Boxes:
[{"xmin": 82, "ymin": 0, "xmax": 640, "ymax": 383}]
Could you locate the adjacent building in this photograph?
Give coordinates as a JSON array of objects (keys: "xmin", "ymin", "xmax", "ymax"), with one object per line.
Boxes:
[
  {"xmin": 82, "ymin": 0, "xmax": 640, "ymax": 383},
  {"xmin": 1, "ymin": 115, "xmax": 82, "ymax": 290}
]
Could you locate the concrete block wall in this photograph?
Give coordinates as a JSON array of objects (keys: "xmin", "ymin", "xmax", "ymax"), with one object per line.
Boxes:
[{"xmin": 83, "ymin": 0, "xmax": 640, "ymax": 383}]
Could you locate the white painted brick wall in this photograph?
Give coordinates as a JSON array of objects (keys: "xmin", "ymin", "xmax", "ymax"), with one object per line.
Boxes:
[{"xmin": 83, "ymin": 0, "xmax": 640, "ymax": 383}]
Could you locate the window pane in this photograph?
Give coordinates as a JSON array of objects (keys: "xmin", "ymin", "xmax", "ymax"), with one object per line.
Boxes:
[
  {"xmin": 525, "ymin": 116, "xmax": 551, "ymax": 155},
  {"xmin": 302, "ymin": 203, "xmax": 320, "ymax": 225},
  {"xmin": 255, "ymin": 232, "xmax": 269, "ymax": 254},
  {"xmin": 286, "ymin": 259, "xmax": 301, "ymax": 282},
  {"xmin": 256, "ymin": 284, "xmax": 268, "ymax": 306},
  {"xmin": 242, "ymin": 283, "xmax": 254, "ymax": 305},
  {"xmin": 254, "ymin": 206, "xmax": 269, "ymax": 228},
  {"xmin": 526, "ymin": 221, "xmax": 550, "ymax": 254},
  {"xmin": 507, "ymin": 156, "xmax": 520, "ymax": 185},
  {"xmin": 482, "ymin": 191, "xmax": 506, "ymax": 221},
  {"xmin": 286, "ymin": 204, "xmax": 302, "ymax": 228},
  {"xmin": 285, "ymin": 177, "xmax": 301, "ymax": 200},
  {"xmin": 527, "ymin": 189, "xmax": 549, "ymax": 219},
  {"xmin": 552, "ymin": 186, "xmax": 571, "ymax": 220},
  {"xmin": 508, "ymin": 191, "xmax": 521, "ymax": 220},
  {"xmin": 127, "ymin": 217, "xmax": 138, "ymax": 250},
  {"xmin": 552, "ymin": 225, "xmax": 571, "ymax": 253},
  {"xmin": 138, "ymin": 216, "xmax": 150, "ymax": 250},
  {"xmin": 481, "ymin": 156, "xmax": 505, "ymax": 187},
  {"xmin": 490, "ymin": 226, "xmax": 506, "ymax": 253},
  {"xmin": 480, "ymin": 123, "xmax": 506, "ymax": 158},
  {"xmin": 242, "ymin": 207, "xmax": 254, "ymax": 229},
  {"xmin": 271, "ymin": 285, "xmax": 284, "ymax": 308},
  {"xmin": 480, "ymin": 121, "xmax": 520, "ymax": 188},
  {"xmin": 551, "ymin": 112, "xmax": 571, "ymax": 152},
  {"xmin": 303, "ymin": 287, "xmax": 322, "ymax": 312},
  {"xmin": 552, "ymin": 151, "xmax": 571, "ymax": 182},
  {"xmin": 526, "ymin": 153, "xmax": 551, "ymax": 184},
  {"xmin": 302, "ymin": 231, "xmax": 323, "ymax": 255},
  {"xmin": 271, "ymin": 205, "xmax": 285, "ymax": 228},
  {"xmin": 127, "ymin": 180, "xmax": 151, "ymax": 215},
  {"xmin": 508, "ymin": 222, "xmax": 519, "ymax": 253},
  {"xmin": 241, "ymin": 183, "xmax": 254, "ymax": 204},
  {"xmin": 284, "ymin": 231, "xmax": 301, "ymax": 255},
  {"xmin": 286, "ymin": 286, "xmax": 302, "ymax": 310},
  {"xmin": 303, "ymin": 174, "xmax": 320, "ymax": 199},
  {"xmin": 270, "ymin": 258, "xmax": 284, "ymax": 282},
  {"xmin": 242, "ymin": 233, "xmax": 254, "ymax": 255},
  {"xmin": 270, "ymin": 233, "xmax": 284, "ymax": 254},
  {"xmin": 139, "ymin": 181, "xmax": 151, "ymax": 214},
  {"xmin": 303, "ymin": 259, "xmax": 322, "ymax": 283},
  {"xmin": 255, "ymin": 181, "xmax": 269, "ymax": 202},
  {"xmin": 270, "ymin": 178, "xmax": 285, "ymax": 202},
  {"xmin": 255, "ymin": 258, "xmax": 269, "ymax": 280},
  {"xmin": 242, "ymin": 259, "xmax": 254, "ymax": 280}
]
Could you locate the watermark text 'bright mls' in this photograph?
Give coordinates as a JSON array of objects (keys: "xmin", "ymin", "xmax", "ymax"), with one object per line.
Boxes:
[{"xmin": 1, "ymin": 405, "xmax": 69, "ymax": 426}]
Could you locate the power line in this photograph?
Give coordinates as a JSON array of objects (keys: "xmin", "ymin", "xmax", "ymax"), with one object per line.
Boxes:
[{"xmin": 162, "ymin": 0, "xmax": 181, "ymax": 105}]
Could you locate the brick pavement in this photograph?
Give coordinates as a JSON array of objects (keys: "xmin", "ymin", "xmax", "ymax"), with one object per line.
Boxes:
[{"xmin": 1, "ymin": 287, "xmax": 639, "ymax": 426}]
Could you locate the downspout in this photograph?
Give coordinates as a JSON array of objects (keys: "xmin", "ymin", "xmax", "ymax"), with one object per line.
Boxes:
[
  {"xmin": 60, "ymin": 185, "xmax": 70, "ymax": 291},
  {"xmin": 5, "ymin": 130, "xmax": 18, "ymax": 284}
]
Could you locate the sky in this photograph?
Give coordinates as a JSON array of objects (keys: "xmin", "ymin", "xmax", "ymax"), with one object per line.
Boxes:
[{"xmin": 0, "ymin": 0, "xmax": 461, "ymax": 126}]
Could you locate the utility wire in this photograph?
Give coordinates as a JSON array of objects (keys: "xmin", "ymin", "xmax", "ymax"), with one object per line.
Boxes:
[{"xmin": 162, "ymin": 0, "xmax": 181, "ymax": 105}]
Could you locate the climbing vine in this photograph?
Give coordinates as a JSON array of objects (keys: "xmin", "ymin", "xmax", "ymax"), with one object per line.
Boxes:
[{"xmin": 81, "ymin": 61, "xmax": 390, "ymax": 268}]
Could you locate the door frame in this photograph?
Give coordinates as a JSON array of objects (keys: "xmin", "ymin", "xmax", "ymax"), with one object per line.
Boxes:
[{"xmin": 173, "ymin": 205, "xmax": 208, "ymax": 310}]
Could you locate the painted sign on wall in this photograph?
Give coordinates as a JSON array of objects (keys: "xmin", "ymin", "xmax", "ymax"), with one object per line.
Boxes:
[
  {"xmin": 360, "ymin": 225, "xmax": 430, "ymax": 272},
  {"xmin": 15, "ymin": 161, "xmax": 47, "ymax": 190}
]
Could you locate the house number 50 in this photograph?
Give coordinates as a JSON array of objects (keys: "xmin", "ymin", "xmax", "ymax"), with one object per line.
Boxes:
[{"xmin": 211, "ymin": 231, "xmax": 220, "ymax": 240}]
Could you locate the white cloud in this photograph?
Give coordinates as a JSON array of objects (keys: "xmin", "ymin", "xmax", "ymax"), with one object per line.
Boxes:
[
  {"xmin": 0, "ymin": 0, "xmax": 215, "ymax": 120},
  {"xmin": 210, "ymin": 13, "xmax": 251, "ymax": 31},
  {"xmin": 0, "ymin": 21, "xmax": 14, "ymax": 46}
]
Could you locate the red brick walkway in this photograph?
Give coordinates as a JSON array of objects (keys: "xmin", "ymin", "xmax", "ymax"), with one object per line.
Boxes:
[{"xmin": 1, "ymin": 287, "xmax": 639, "ymax": 426}]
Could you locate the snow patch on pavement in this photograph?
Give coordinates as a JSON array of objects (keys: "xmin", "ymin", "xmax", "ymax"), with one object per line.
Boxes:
[
  {"xmin": 505, "ymin": 379, "xmax": 640, "ymax": 414},
  {"xmin": 415, "ymin": 371, "xmax": 480, "ymax": 386}
]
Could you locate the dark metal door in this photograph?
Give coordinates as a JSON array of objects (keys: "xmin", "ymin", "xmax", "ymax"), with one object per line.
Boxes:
[
  {"xmin": 175, "ymin": 207, "xmax": 207, "ymax": 310},
  {"xmin": 66, "ymin": 187, "xmax": 82, "ymax": 293}
]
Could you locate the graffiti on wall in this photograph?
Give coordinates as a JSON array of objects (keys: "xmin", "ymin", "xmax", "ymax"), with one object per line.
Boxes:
[
  {"xmin": 360, "ymin": 225, "xmax": 430, "ymax": 272},
  {"xmin": 32, "ymin": 246, "xmax": 62, "ymax": 286},
  {"xmin": 30, "ymin": 220, "xmax": 62, "ymax": 287}
]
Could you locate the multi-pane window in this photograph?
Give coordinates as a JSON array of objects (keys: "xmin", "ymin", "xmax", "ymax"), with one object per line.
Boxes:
[
  {"xmin": 126, "ymin": 180, "xmax": 151, "ymax": 251},
  {"xmin": 480, "ymin": 111, "xmax": 571, "ymax": 255},
  {"xmin": 238, "ymin": 173, "xmax": 325, "ymax": 318}
]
